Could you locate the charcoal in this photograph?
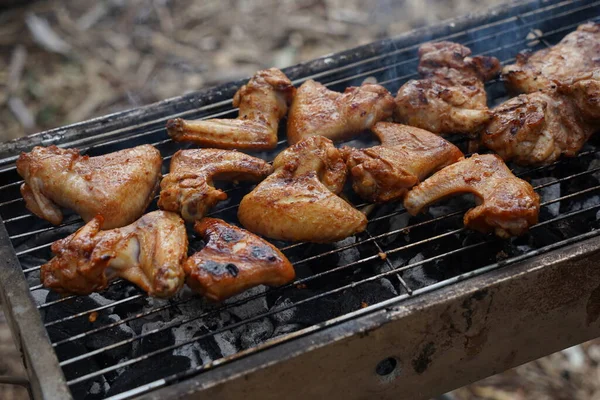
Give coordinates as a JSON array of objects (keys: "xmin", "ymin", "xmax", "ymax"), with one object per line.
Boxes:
[
  {"xmin": 240, "ymin": 318, "xmax": 274, "ymax": 350},
  {"xmin": 44, "ymin": 292, "xmax": 115, "ymax": 337},
  {"xmin": 84, "ymin": 314, "xmax": 135, "ymax": 361},
  {"xmin": 531, "ymin": 177, "xmax": 560, "ymax": 217},
  {"xmin": 140, "ymin": 320, "xmax": 174, "ymax": 354},
  {"xmin": 271, "ymin": 289, "xmax": 341, "ymax": 327},
  {"xmin": 225, "ymin": 286, "xmax": 268, "ymax": 320},
  {"xmin": 339, "ymin": 279, "xmax": 398, "ymax": 314},
  {"xmin": 105, "ymin": 356, "xmax": 191, "ymax": 397},
  {"xmin": 273, "ymin": 323, "xmax": 303, "ymax": 338}
]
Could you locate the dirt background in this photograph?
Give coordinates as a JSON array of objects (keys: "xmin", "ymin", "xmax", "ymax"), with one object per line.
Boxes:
[{"xmin": 1, "ymin": 1, "xmax": 600, "ymax": 399}]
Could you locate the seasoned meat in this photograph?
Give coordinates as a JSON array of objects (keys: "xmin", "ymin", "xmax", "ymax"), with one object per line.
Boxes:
[
  {"xmin": 502, "ymin": 22, "xmax": 600, "ymax": 94},
  {"xmin": 185, "ymin": 218, "xmax": 295, "ymax": 302},
  {"xmin": 404, "ymin": 154, "xmax": 540, "ymax": 238},
  {"xmin": 395, "ymin": 41, "xmax": 500, "ymax": 135},
  {"xmin": 41, "ymin": 211, "xmax": 187, "ymax": 298},
  {"xmin": 17, "ymin": 144, "xmax": 161, "ymax": 229},
  {"xmin": 342, "ymin": 122, "xmax": 463, "ymax": 202},
  {"xmin": 287, "ymin": 79, "xmax": 395, "ymax": 144},
  {"xmin": 238, "ymin": 136, "xmax": 367, "ymax": 243},
  {"xmin": 158, "ymin": 149, "xmax": 272, "ymax": 223},
  {"xmin": 556, "ymin": 70, "xmax": 600, "ymax": 121},
  {"xmin": 482, "ymin": 91, "xmax": 596, "ymax": 165},
  {"xmin": 167, "ymin": 68, "xmax": 295, "ymax": 150}
]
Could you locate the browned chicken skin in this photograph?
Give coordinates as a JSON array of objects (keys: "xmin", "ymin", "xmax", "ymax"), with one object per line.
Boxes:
[
  {"xmin": 185, "ymin": 218, "xmax": 295, "ymax": 302},
  {"xmin": 404, "ymin": 154, "xmax": 540, "ymax": 238},
  {"xmin": 482, "ymin": 91, "xmax": 596, "ymax": 165},
  {"xmin": 41, "ymin": 211, "xmax": 187, "ymax": 298},
  {"xmin": 342, "ymin": 122, "xmax": 464, "ymax": 202},
  {"xmin": 395, "ymin": 41, "xmax": 501, "ymax": 135},
  {"xmin": 158, "ymin": 149, "xmax": 272, "ymax": 223},
  {"xmin": 286, "ymin": 80, "xmax": 395, "ymax": 144},
  {"xmin": 167, "ymin": 68, "xmax": 295, "ymax": 150},
  {"xmin": 238, "ymin": 136, "xmax": 367, "ymax": 243},
  {"xmin": 502, "ymin": 22, "xmax": 600, "ymax": 94},
  {"xmin": 17, "ymin": 145, "xmax": 162, "ymax": 229}
]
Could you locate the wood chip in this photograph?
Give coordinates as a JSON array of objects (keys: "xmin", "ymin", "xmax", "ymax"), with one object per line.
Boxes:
[{"xmin": 25, "ymin": 13, "xmax": 71, "ymax": 55}]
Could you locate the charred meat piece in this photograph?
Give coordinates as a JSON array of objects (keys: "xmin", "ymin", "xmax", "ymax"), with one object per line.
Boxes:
[
  {"xmin": 41, "ymin": 211, "xmax": 187, "ymax": 298},
  {"xmin": 502, "ymin": 22, "xmax": 600, "ymax": 94},
  {"xmin": 482, "ymin": 91, "xmax": 596, "ymax": 165},
  {"xmin": 342, "ymin": 122, "xmax": 463, "ymax": 202},
  {"xmin": 404, "ymin": 154, "xmax": 540, "ymax": 238},
  {"xmin": 185, "ymin": 218, "xmax": 295, "ymax": 302},
  {"xmin": 395, "ymin": 41, "xmax": 501, "ymax": 135},
  {"xmin": 17, "ymin": 144, "xmax": 161, "ymax": 229},
  {"xmin": 286, "ymin": 79, "xmax": 395, "ymax": 144},
  {"xmin": 239, "ymin": 136, "xmax": 367, "ymax": 243},
  {"xmin": 167, "ymin": 68, "xmax": 295, "ymax": 150},
  {"xmin": 158, "ymin": 149, "xmax": 272, "ymax": 223}
]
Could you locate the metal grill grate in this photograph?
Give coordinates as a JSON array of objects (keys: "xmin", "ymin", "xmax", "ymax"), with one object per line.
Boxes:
[{"xmin": 2, "ymin": 1, "xmax": 600, "ymax": 399}]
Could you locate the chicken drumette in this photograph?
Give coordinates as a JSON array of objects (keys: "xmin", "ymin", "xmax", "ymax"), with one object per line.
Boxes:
[
  {"xmin": 482, "ymin": 91, "xmax": 596, "ymax": 165},
  {"xmin": 41, "ymin": 210, "xmax": 187, "ymax": 297},
  {"xmin": 167, "ymin": 68, "xmax": 295, "ymax": 150},
  {"xmin": 239, "ymin": 136, "xmax": 367, "ymax": 243},
  {"xmin": 17, "ymin": 144, "xmax": 162, "ymax": 229},
  {"xmin": 158, "ymin": 149, "xmax": 272, "ymax": 223},
  {"xmin": 395, "ymin": 41, "xmax": 501, "ymax": 135},
  {"xmin": 502, "ymin": 22, "xmax": 600, "ymax": 94},
  {"xmin": 342, "ymin": 122, "xmax": 463, "ymax": 203},
  {"xmin": 286, "ymin": 80, "xmax": 395, "ymax": 144},
  {"xmin": 185, "ymin": 218, "xmax": 295, "ymax": 302},
  {"xmin": 404, "ymin": 154, "xmax": 539, "ymax": 238}
]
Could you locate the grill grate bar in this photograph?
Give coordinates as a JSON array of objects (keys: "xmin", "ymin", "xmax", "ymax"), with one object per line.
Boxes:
[{"xmin": 63, "ymin": 201, "xmax": 600, "ymax": 385}]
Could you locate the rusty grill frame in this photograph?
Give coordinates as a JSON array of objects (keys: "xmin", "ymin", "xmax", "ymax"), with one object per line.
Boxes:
[{"xmin": 2, "ymin": 1, "xmax": 600, "ymax": 399}]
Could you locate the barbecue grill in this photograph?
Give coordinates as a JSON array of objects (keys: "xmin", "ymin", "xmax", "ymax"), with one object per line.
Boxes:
[{"xmin": 2, "ymin": 1, "xmax": 600, "ymax": 399}]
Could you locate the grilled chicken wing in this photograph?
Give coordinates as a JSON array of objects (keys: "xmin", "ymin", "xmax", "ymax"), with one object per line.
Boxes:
[
  {"xmin": 185, "ymin": 218, "xmax": 295, "ymax": 302},
  {"xmin": 167, "ymin": 68, "xmax": 295, "ymax": 150},
  {"xmin": 395, "ymin": 41, "xmax": 501, "ymax": 135},
  {"xmin": 342, "ymin": 122, "xmax": 463, "ymax": 202},
  {"xmin": 158, "ymin": 149, "xmax": 272, "ymax": 223},
  {"xmin": 482, "ymin": 91, "xmax": 596, "ymax": 165},
  {"xmin": 239, "ymin": 136, "xmax": 367, "ymax": 243},
  {"xmin": 41, "ymin": 211, "xmax": 187, "ymax": 297},
  {"xmin": 502, "ymin": 22, "xmax": 600, "ymax": 94},
  {"xmin": 404, "ymin": 154, "xmax": 539, "ymax": 238},
  {"xmin": 286, "ymin": 80, "xmax": 395, "ymax": 144},
  {"xmin": 17, "ymin": 145, "xmax": 161, "ymax": 229}
]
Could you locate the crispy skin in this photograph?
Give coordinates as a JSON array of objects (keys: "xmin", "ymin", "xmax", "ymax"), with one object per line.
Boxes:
[
  {"xmin": 41, "ymin": 211, "xmax": 187, "ymax": 298},
  {"xmin": 286, "ymin": 80, "xmax": 395, "ymax": 144},
  {"xmin": 482, "ymin": 91, "xmax": 596, "ymax": 165},
  {"xmin": 395, "ymin": 41, "xmax": 500, "ymax": 135},
  {"xmin": 502, "ymin": 22, "xmax": 600, "ymax": 94},
  {"xmin": 17, "ymin": 145, "xmax": 161, "ymax": 229},
  {"xmin": 404, "ymin": 154, "xmax": 540, "ymax": 238},
  {"xmin": 239, "ymin": 136, "xmax": 367, "ymax": 243},
  {"xmin": 185, "ymin": 218, "xmax": 295, "ymax": 302},
  {"xmin": 557, "ymin": 70, "xmax": 600, "ymax": 121},
  {"xmin": 167, "ymin": 68, "xmax": 295, "ymax": 150},
  {"xmin": 158, "ymin": 149, "xmax": 272, "ymax": 223},
  {"xmin": 342, "ymin": 122, "xmax": 463, "ymax": 202}
]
